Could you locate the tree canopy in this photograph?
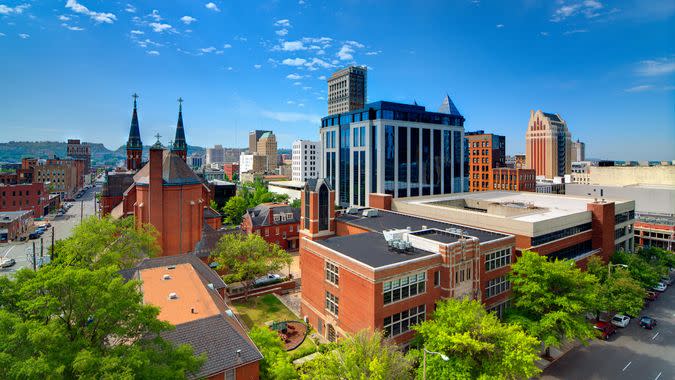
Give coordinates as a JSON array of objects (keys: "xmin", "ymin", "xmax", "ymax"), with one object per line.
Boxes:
[
  {"xmin": 248, "ymin": 326, "xmax": 297, "ymax": 380},
  {"xmin": 212, "ymin": 233, "xmax": 292, "ymax": 299},
  {"xmin": 611, "ymin": 250, "xmax": 662, "ymax": 288},
  {"xmin": 301, "ymin": 330, "xmax": 412, "ymax": 380},
  {"xmin": 506, "ymin": 250, "xmax": 598, "ymax": 354},
  {"xmin": 412, "ymin": 298, "xmax": 541, "ymax": 380},
  {"xmin": 586, "ymin": 256, "xmax": 645, "ymax": 316}
]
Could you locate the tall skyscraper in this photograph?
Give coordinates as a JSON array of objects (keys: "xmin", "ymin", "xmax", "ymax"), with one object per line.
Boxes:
[
  {"xmin": 320, "ymin": 97, "xmax": 465, "ymax": 207},
  {"xmin": 525, "ymin": 110, "xmax": 572, "ymax": 178},
  {"xmin": 465, "ymin": 131, "xmax": 506, "ymax": 192},
  {"xmin": 171, "ymin": 97, "xmax": 188, "ymax": 162},
  {"xmin": 292, "ymin": 140, "xmax": 321, "ymax": 182},
  {"xmin": 206, "ymin": 144, "xmax": 225, "ymax": 164},
  {"xmin": 126, "ymin": 93, "xmax": 143, "ymax": 171},
  {"xmin": 572, "ymin": 139, "xmax": 586, "ymax": 162},
  {"xmin": 256, "ymin": 132, "xmax": 278, "ymax": 172},
  {"xmin": 248, "ymin": 130, "xmax": 272, "ymax": 154},
  {"xmin": 327, "ymin": 66, "xmax": 367, "ymax": 116}
]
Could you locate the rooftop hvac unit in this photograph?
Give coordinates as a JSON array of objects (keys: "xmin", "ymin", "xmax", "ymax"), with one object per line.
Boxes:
[
  {"xmin": 362, "ymin": 208, "xmax": 379, "ymax": 217},
  {"xmin": 162, "ymin": 274, "xmax": 171, "ymax": 280},
  {"xmin": 168, "ymin": 292, "xmax": 178, "ymax": 300},
  {"xmin": 346, "ymin": 207, "xmax": 360, "ymax": 215}
]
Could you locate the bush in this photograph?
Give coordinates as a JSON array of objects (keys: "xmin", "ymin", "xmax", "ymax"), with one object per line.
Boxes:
[{"xmin": 288, "ymin": 344, "xmax": 318, "ymax": 361}]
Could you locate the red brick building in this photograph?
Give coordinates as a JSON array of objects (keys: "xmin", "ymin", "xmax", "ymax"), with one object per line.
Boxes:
[
  {"xmin": 223, "ymin": 162, "xmax": 239, "ymax": 180},
  {"xmin": 466, "ymin": 132, "xmax": 506, "ymax": 192},
  {"xmin": 299, "ymin": 180, "xmax": 515, "ymax": 345},
  {"xmin": 0, "ymin": 182, "xmax": 50, "ymax": 217},
  {"xmin": 492, "ymin": 167, "xmax": 536, "ymax": 192},
  {"xmin": 0, "ymin": 210, "xmax": 33, "ymax": 242},
  {"xmin": 241, "ymin": 203, "xmax": 300, "ymax": 251}
]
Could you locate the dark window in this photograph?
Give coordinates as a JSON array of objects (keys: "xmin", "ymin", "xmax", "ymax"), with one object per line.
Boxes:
[
  {"xmin": 339, "ymin": 125, "xmax": 350, "ymax": 204},
  {"xmin": 371, "ymin": 125, "xmax": 377, "ymax": 194},
  {"xmin": 433, "ymin": 129, "xmax": 441, "ymax": 194},
  {"xmin": 360, "ymin": 151, "xmax": 365, "ymax": 206},
  {"xmin": 434, "ymin": 270, "xmax": 440, "ymax": 287},
  {"xmin": 422, "ymin": 129, "xmax": 431, "ymax": 196},
  {"xmin": 384, "ymin": 125, "xmax": 395, "ymax": 195},
  {"xmin": 410, "ymin": 128, "xmax": 419, "ymax": 196},
  {"xmin": 443, "ymin": 130, "xmax": 452, "ymax": 193},
  {"xmin": 319, "ymin": 184, "xmax": 329, "ymax": 231},
  {"xmin": 353, "ymin": 151, "xmax": 359, "ymax": 205},
  {"xmin": 398, "ymin": 126, "xmax": 408, "ymax": 198}
]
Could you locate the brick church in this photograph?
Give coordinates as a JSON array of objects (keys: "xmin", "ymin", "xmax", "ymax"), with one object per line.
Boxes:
[{"xmin": 101, "ymin": 95, "xmax": 220, "ymax": 256}]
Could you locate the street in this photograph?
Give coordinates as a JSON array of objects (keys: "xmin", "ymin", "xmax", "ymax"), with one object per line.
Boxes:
[
  {"xmin": 541, "ymin": 282, "xmax": 675, "ymax": 380},
  {"xmin": 0, "ymin": 184, "xmax": 99, "ymax": 276}
]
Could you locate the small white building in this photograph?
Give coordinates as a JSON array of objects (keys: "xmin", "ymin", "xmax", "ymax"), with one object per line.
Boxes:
[{"xmin": 292, "ymin": 140, "xmax": 321, "ymax": 182}]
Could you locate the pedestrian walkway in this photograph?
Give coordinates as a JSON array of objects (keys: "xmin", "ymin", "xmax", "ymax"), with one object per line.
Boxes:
[{"xmin": 535, "ymin": 340, "xmax": 581, "ymax": 371}]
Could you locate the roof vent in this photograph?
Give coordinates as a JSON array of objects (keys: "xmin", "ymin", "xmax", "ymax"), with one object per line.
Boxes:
[
  {"xmin": 236, "ymin": 349, "xmax": 242, "ymax": 358},
  {"xmin": 362, "ymin": 209, "xmax": 378, "ymax": 217},
  {"xmin": 168, "ymin": 292, "xmax": 178, "ymax": 300},
  {"xmin": 225, "ymin": 309, "xmax": 234, "ymax": 318},
  {"xmin": 346, "ymin": 207, "xmax": 360, "ymax": 215},
  {"xmin": 163, "ymin": 274, "xmax": 171, "ymax": 280},
  {"xmin": 422, "ymin": 225, "xmax": 427, "ymax": 230},
  {"xmin": 167, "ymin": 265, "xmax": 176, "ymax": 270},
  {"xmin": 207, "ymin": 283, "xmax": 215, "ymax": 290},
  {"xmin": 191, "ymin": 307, "xmax": 197, "ymax": 314}
]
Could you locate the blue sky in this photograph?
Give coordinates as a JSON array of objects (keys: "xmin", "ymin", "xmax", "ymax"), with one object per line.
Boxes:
[{"xmin": 1, "ymin": 0, "xmax": 674, "ymax": 160}]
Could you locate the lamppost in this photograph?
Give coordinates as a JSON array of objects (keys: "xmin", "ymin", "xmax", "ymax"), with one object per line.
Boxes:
[{"xmin": 423, "ymin": 347, "xmax": 449, "ymax": 380}]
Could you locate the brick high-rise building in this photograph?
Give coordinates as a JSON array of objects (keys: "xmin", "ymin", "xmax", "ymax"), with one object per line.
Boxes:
[
  {"xmin": 170, "ymin": 97, "xmax": 188, "ymax": 162},
  {"xmin": 465, "ymin": 131, "xmax": 505, "ymax": 192},
  {"xmin": 66, "ymin": 139, "xmax": 91, "ymax": 174},
  {"xmin": 248, "ymin": 130, "xmax": 272, "ymax": 154},
  {"xmin": 572, "ymin": 139, "xmax": 586, "ymax": 162},
  {"xmin": 126, "ymin": 94, "xmax": 143, "ymax": 171},
  {"xmin": 491, "ymin": 167, "xmax": 536, "ymax": 191},
  {"xmin": 327, "ymin": 66, "xmax": 367, "ymax": 116},
  {"xmin": 256, "ymin": 131, "xmax": 278, "ymax": 173},
  {"xmin": 0, "ymin": 182, "xmax": 50, "ymax": 217},
  {"xmin": 34, "ymin": 158, "xmax": 80, "ymax": 198},
  {"xmin": 525, "ymin": 110, "xmax": 572, "ymax": 179}
]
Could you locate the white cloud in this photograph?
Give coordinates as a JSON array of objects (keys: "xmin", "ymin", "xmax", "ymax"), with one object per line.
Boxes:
[
  {"xmin": 125, "ymin": 3, "xmax": 136, "ymax": 13},
  {"xmin": 205, "ymin": 2, "xmax": 220, "ymax": 12},
  {"xmin": 636, "ymin": 58, "xmax": 675, "ymax": 76},
  {"xmin": 200, "ymin": 46, "xmax": 218, "ymax": 53},
  {"xmin": 345, "ymin": 40, "xmax": 364, "ymax": 48},
  {"xmin": 286, "ymin": 73, "xmax": 303, "ymax": 80},
  {"xmin": 281, "ymin": 41, "xmax": 305, "ymax": 51},
  {"xmin": 318, "ymin": 75, "xmax": 326, "ymax": 80},
  {"xmin": 287, "ymin": 100, "xmax": 295, "ymax": 104},
  {"xmin": 147, "ymin": 50, "xmax": 160, "ymax": 55},
  {"xmin": 150, "ymin": 22, "xmax": 172, "ymax": 33},
  {"xmin": 282, "ymin": 58, "xmax": 307, "ymax": 66},
  {"xmin": 62, "ymin": 23, "xmax": 84, "ymax": 31},
  {"xmin": 293, "ymin": 82, "xmax": 301, "ymax": 86},
  {"xmin": 148, "ymin": 9, "xmax": 162, "ymax": 21},
  {"xmin": 563, "ymin": 29, "xmax": 588, "ymax": 35},
  {"xmin": 316, "ymin": 49, "xmax": 325, "ymax": 55},
  {"xmin": 298, "ymin": 103, "xmax": 305, "ymax": 107},
  {"xmin": 540, "ymin": 31, "xmax": 549, "ymax": 36},
  {"xmin": 337, "ymin": 44, "xmax": 354, "ymax": 60},
  {"xmin": 0, "ymin": 3, "xmax": 30, "ymax": 15},
  {"xmin": 223, "ymin": 43, "xmax": 232, "ymax": 48},
  {"xmin": 624, "ymin": 85, "xmax": 653, "ymax": 93},
  {"xmin": 226, "ymin": 66, "xmax": 233, "ymax": 71},
  {"xmin": 131, "ymin": 30, "xmax": 144, "ymax": 35},
  {"xmin": 261, "ymin": 110, "xmax": 321, "ymax": 123},
  {"xmin": 254, "ymin": 64, "xmax": 262, "ymax": 69},
  {"xmin": 18, "ymin": 33, "xmax": 30, "ymax": 39},
  {"xmin": 317, "ymin": 96, "xmax": 325, "ymax": 100},
  {"xmin": 59, "ymin": 15, "xmax": 70, "ymax": 21},
  {"xmin": 302, "ymin": 86, "xmax": 311, "ymax": 91},
  {"xmin": 234, "ymin": 35, "xmax": 247, "ymax": 41},
  {"xmin": 365, "ymin": 50, "xmax": 381, "ymax": 56},
  {"xmin": 305, "ymin": 57, "xmax": 333, "ymax": 70},
  {"xmin": 274, "ymin": 19, "xmax": 291, "ymax": 27},
  {"xmin": 0, "ymin": 32, "xmax": 5, "ymax": 37},
  {"xmin": 276, "ymin": 28, "xmax": 288, "ymax": 36},
  {"xmin": 65, "ymin": 0, "xmax": 116, "ymax": 24},
  {"xmin": 496, "ymin": 23, "xmax": 504, "ymax": 28},
  {"xmin": 551, "ymin": 0, "xmax": 604, "ymax": 22},
  {"xmin": 180, "ymin": 16, "xmax": 197, "ymax": 25}
]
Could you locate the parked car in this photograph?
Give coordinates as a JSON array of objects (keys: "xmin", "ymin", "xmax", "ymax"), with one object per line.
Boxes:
[
  {"xmin": 639, "ymin": 316, "xmax": 657, "ymax": 329},
  {"xmin": 29, "ymin": 232, "xmax": 40, "ymax": 240},
  {"xmin": 253, "ymin": 273, "xmax": 282, "ymax": 287},
  {"xmin": 611, "ymin": 314, "xmax": 630, "ymax": 328},
  {"xmin": 652, "ymin": 282, "xmax": 667, "ymax": 292},
  {"xmin": 0, "ymin": 258, "xmax": 16, "ymax": 268},
  {"xmin": 594, "ymin": 321, "xmax": 617, "ymax": 340},
  {"xmin": 18, "ymin": 236, "xmax": 27, "ymax": 241},
  {"xmin": 661, "ymin": 276, "xmax": 672, "ymax": 286},
  {"xmin": 645, "ymin": 291, "xmax": 659, "ymax": 301}
]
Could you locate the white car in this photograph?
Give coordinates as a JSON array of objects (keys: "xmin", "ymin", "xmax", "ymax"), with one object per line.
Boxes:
[
  {"xmin": 611, "ymin": 314, "xmax": 630, "ymax": 328},
  {"xmin": 652, "ymin": 282, "xmax": 667, "ymax": 292}
]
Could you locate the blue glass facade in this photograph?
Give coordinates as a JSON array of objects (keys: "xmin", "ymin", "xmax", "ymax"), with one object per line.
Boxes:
[
  {"xmin": 384, "ymin": 125, "xmax": 395, "ymax": 195},
  {"xmin": 398, "ymin": 126, "xmax": 408, "ymax": 198}
]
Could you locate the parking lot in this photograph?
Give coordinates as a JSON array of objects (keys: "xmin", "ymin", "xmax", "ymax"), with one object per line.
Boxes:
[
  {"xmin": 0, "ymin": 184, "xmax": 99, "ymax": 276},
  {"xmin": 542, "ymin": 280, "xmax": 675, "ymax": 380}
]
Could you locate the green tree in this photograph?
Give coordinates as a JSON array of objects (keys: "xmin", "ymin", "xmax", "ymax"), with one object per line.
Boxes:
[
  {"xmin": 221, "ymin": 196, "xmax": 248, "ymax": 226},
  {"xmin": 54, "ymin": 216, "xmax": 160, "ymax": 270},
  {"xmin": 611, "ymin": 250, "xmax": 662, "ymax": 287},
  {"xmin": 0, "ymin": 266, "xmax": 204, "ymax": 379},
  {"xmin": 586, "ymin": 256, "xmax": 645, "ymax": 317},
  {"xmin": 636, "ymin": 247, "xmax": 674, "ymax": 273},
  {"xmin": 411, "ymin": 298, "xmax": 540, "ymax": 380},
  {"xmin": 209, "ymin": 199, "xmax": 219, "ymax": 211},
  {"xmin": 290, "ymin": 199, "xmax": 301, "ymax": 209},
  {"xmin": 248, "ymin": 326, "xmax": 297, "ymax": 380},
  {"xmin": 301, "ymin": 330, "xmax": 412, "ymax": 380},
  {"xmin": 507, "ymin": 250, "xmax": 598, "ymax": 357},
  {"xmin": 212, "ymin": 233, "xmax": 292, "ymax": 300}
]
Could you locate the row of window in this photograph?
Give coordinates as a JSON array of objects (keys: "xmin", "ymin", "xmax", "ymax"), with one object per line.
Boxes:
[
  {"xmin": 325, "ymin": 261, "xmax": 339, "ymax": 285},
  {"xmin": 615, "ymin": 211, "xmax": 636, "ymax": 225},
  {"xmin": 530, "ymin": 223, "xmax": 592, "ymax": 247},
  {"xmin": 383, "ymin": 304, "xmax": 426, "ymax": 338},
  {"xmin": 383, "ymin": 272, "xmax": 426, "ymax": 305},
  {"xmin": 485, "ymin": 276, "xmax": 510, "ymax": 299},
  {"xmin": 1, "ymin": 190, "xmax": 41, "ymax": 197},
  {"xmin": 325, "ymin": 291, "xmax": 339, "ymax": 316},
  {"xmin": 485, "ymin": 248, "xmax": 512, "ymax": 271}
]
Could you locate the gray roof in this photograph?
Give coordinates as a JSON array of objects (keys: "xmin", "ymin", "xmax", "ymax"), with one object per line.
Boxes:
[
  {"xmin": 160, "ymin": 314, "xmax": 262, "ymax": 379},
  {"xmin": 119, "ymin": 253, "xmax": 226, "ymax": 290},
  {"xmin": 316, "ymin": 232, "xmax": 438, "ymax": 268},
  {"xmin": 193, "ymin": 224, "xmax": 242, "ymax": 259},
  {"xmin": 134, "ymin": 150, "xmax": 202, "ymax": 186},
  {"xmin": 543, "ymin": 112, "xmax": 562, "ymax": 123},
  {"xmin": 337, "ymin": 209, "xmax": 507, "ymax": 243},
  {"xmin": 0, "ymin": 210, "xmax": 32, "ymax": 222},
  {"xmin": 438, "ymin": 94, "xmax": 462, "ymax": 117},
  {"xmin": 245, "ymin": 203, "xmax": 300, "ymax": 227}
]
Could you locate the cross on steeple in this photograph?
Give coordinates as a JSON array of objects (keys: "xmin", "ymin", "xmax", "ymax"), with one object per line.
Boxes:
[
  {"xmin": 132, "ymin": 93, "xmax": 139, "ymax": 108},
  {"xmin": 178, "ymin": 97, "xmax": 183, "ymax": 112},
  {"xmin": 154, "ymin": 133, "xmax": 161, "ymax": 143}
]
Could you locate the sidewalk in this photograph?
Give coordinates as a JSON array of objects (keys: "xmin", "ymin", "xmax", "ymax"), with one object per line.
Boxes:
[{"xmin": 535, "ymin": 340, "xmax": 582, "ymax": 371}]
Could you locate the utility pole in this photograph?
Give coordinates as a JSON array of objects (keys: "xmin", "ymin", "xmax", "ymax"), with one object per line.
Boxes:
[
  {"xmin": 80, "ymin": 200, "xmax": 84, "ymax": 223},
  {"xmin": 40, "ymin": 237, "xmax": 43, "ymax": 258},
  {"xmin": 51, "ymin": 227, "xmax": 55, "ymax": 260},
  {"xmin": 32, "ymin": 241, "xmax": 36, "ymax": 271}
]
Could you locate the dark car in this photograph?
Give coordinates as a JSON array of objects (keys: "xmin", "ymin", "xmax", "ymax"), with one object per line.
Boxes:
[
  {"xmin": 29, "ymin": 232, "xmax": 40, "ymax": 239},
  {"xmin": 594, "ymin": 321, "xmax": 617, "ymax": 340},
  {"xmin": 639, "ymin": 316, "xmax": 657, "ymax": 329},
  {"xmin": 645, "ymin": 291, "xmax": 658, "ymax": 301}
]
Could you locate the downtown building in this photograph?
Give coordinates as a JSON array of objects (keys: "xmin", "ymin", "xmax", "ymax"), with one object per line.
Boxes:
[
  {"xmin": 292, "ymin": 140, "xmax": 321, "ymax": 182},
  {"xmin": 66, "ymin": 139, "xmax": 91, "ymax": 175},
  {"xmin": 327, "ymin": 66, "xmax": 367, "ymax": 116},
  {"xmin": 320, "ymin": 97, "xmax": 466, "ymax": 207},
  {"xmin": 525, "ymin": 110, "xmax": 572, "ymax": 179}
]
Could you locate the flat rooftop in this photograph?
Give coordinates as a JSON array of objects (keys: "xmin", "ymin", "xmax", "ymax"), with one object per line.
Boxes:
[
  {"xmin": 337, "ymin": 209, "xmax": 507, "ymax": 243},
  {"xmin": 316, "ymin": 232, "xmax": 438, "ymax": 268},
  {"xmin": 140, "ymin": 263, "xmax": 221, "ymax": 325}
]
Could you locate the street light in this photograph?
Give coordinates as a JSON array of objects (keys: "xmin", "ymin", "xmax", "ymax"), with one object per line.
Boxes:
[{"xmin": 423, "ymin": 347, "xmax": 449, "ymax": 380}]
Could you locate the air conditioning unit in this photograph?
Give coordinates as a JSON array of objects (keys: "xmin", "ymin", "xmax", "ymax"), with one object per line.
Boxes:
[
  {"xmin": 362, "ymin": 208, "xmax": 378, "ymax": 217},
  {"xmin": 303, "ymin": 315, "xmax": 309, "ymax": 323},
  {"xmin": 163, "ymin": 274, "xmax": 171, "ymax": 280},
  {"xmin": 168, "ymin": 292, "xmax": 178, "ymax": 300},
  {"xmin": 346, "ymin": 207, "xmax": 360, "ymax": 215}
]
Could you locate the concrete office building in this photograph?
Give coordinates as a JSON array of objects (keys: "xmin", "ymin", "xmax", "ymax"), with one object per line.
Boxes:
[
  {"xmin": 586, "ymin": 165, "xmax": 675, "ymax": 187},
  {"xmin": 292, "ymin": 140, "xmax": 321, "ymax": 182},
  {"xmin": 239, "ymin": 154, "xmax": 267, "ymax": 174},
  {"xmin": 327, "ymin": 66, "xmax": 367, "ymax": 116},
  {"xmin": 66, "ymin": 139, "xmax": 91, "ymax": 174},
  {"xmin": 320, "ymin": 97, "xmax": 466, "ymax": 207},
  {"xmin": 205, "ymin": 145, "xmax": 225, "ymax": 165},
  {"xmin": 525, "ymin": 110, "xmax": 572, "ymax": 179},
  {"xmin": 256, "ymin": 132, "xmax": 278, "ymax": 172},
  {"xmin": 186, "ymin": 153, "xmax": 203, "ymax": 170},
  {"xmin": 572, "ymin": 139, "xmax": 585, "ymax": 162},
  {"xmin": 248, "ymin": 130, "xmax": 272, "ymax": 154},
  {"xmin": 34, "ymin": 158, "xmax": 80, "ymax": 198}
]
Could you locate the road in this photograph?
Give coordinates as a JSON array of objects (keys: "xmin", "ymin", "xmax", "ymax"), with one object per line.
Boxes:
[
  {"xmin": 541, "ymin": 282, "xmax": 675, "ymax": 380},
  {"xmin": 0, "ymin": 184, "xmax": 100, "ymax": 276}
]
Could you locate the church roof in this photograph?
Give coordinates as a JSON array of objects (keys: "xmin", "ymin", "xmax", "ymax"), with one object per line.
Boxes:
[
  {"xmin": 127, "ymin": 95, "xmax": 143, "ymax": 150},
  {"xmin": 133, "ymin": 150, "xmax": 202, "ymax": 186},
  {"xmin": 438, "ymin": 94, "xmax": 462, "ymax": 117},
  {"xmin": 172, "ymin": 99, "xmax": 187, "ymax": 152}
]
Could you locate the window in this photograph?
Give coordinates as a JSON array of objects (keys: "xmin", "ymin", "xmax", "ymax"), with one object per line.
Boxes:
[
  {"xmin": 325, "ymin": 291, "xmax": 339, "ymax": 316},
  {"xmin": 325, "ymin": 261, "xmax": 339, "ymax": 286},
  {"xmin": 485, "ymin": 276, "xmax": 510, "ymax": 299},
  {"xmin": 434, "ymin": 270, "xmax": 440, "ymax": 287},
  {"xmin": 530, "ymin": 223, "xmax": 592, "ymax": 246},
  {"xmin": 383, "ymin": 305, "xmax": 426, "ymax": 338},
  {"xmin": 224, "ymin": 368, "xmax": 235, "ymax": 380},
  {"xmin": 485, "ymin": 248, "xmax": 512, "ymax": 271},
  {"xmin": 383, "ymin": 272, "xmax": 426, "ymax": 305}
]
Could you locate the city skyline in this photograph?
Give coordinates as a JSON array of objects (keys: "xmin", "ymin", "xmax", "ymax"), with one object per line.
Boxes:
[{"xmin": 1, "ymin": 0, "xmax": 674, "ymax": 160}]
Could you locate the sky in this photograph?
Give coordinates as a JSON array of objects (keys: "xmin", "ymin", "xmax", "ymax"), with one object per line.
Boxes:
[{"xmin": 1, "ymin": 0, "xmax": 674, "ymax": 160}]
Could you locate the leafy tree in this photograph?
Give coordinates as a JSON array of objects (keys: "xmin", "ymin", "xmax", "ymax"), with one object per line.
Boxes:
[
  {"xmin": 411, "ymin": 298, "xmax": 540, "ymax": 380},
  {"xmin": 290, "ymin": 199, "xmax": 301, "ymax": 209},
  {"xmin": 507, "ymin": 250, "xmax": 598, "ymax": 357},
  {"xmin": 587, "ymin": 256, "xmax": 645, "ymax": 317},
  {"xmin": 248, "ymin": 326, "xmax": 297, "ymax": 380},
  {"xmin": 611, "ymin": 250, "xmax": 662, "ymax": 287},
  {"xmin": 636, "ymin": 247, "xmax": 674, "ymax": 273},
  {"xmin": 301, "ymin": 330, "xmax": 412, "ymax": 380},
  {"xmin": 54, "ymin": 216, "xmax": 160, "ymax": 270},
  {"xmin": 0, "ymin": 266, "xmax": 204, "ymax": 379},
  {"xmin": 221, "ymin": 196, "xmax": 249, "ymax": 226},
  {"xmin": 213, "ymin": 233, "xmax": 292, "ymax": 300},
  {"xmin": 209, "ymin": 199, "xmax": 219, "ymax": 211}
]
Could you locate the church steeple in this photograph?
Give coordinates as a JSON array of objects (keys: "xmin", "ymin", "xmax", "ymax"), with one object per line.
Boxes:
[
  {"xmin": 126, "ymin": 93, "xmax": 143, "ymax": 171},
  {"xmin": 171, "ymin": 97, "xmax": 187, "ymax": 161}
]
